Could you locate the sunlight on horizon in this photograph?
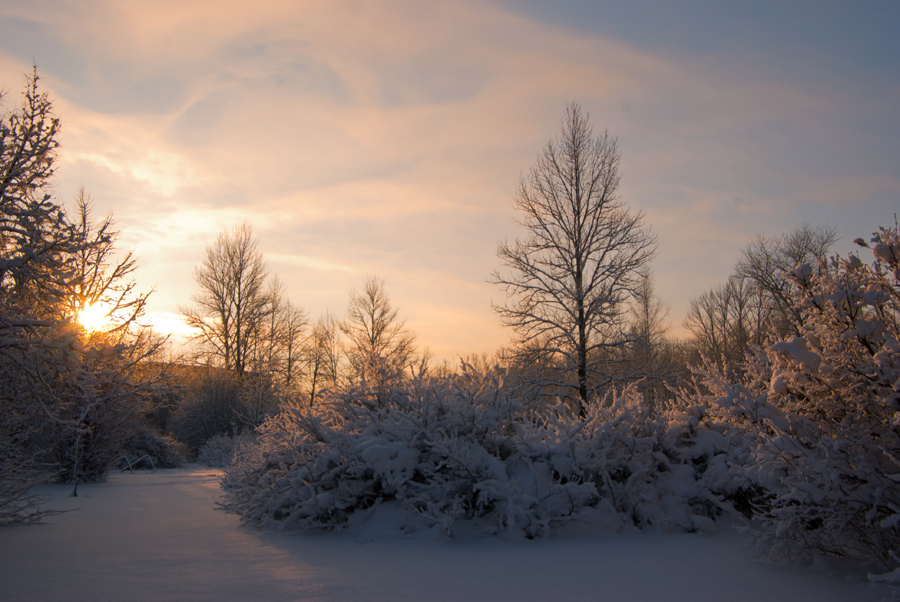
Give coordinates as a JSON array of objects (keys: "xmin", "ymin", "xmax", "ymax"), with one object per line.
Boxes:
[{"xmin": 145, "ymin": 311, "xmax": 199, "ymax": 341}]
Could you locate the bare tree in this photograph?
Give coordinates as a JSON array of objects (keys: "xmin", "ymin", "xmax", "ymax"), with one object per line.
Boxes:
[
  {"xmin": 302, "ymin": 312, "xmax": 343, "ymax": 405},
  {"xmin": 683, "ymin": 274, "xmax": 760, "ymax": 367},
  {"xmin": 491, "ymin": 103, "xmax": 656, "ymax": 412},
  {"xmin": 736, "ymin": 223, "xmax": 838, "ymax": 337},
  {"xmin": 180, "ymin": 222, "xmax": 275, "ymax": 378},
  {"xmin": 685, "ymin": 223, "xmax": 839, "ymax": 368},
  {"xmin": 342, "ymin": 276, "xmax": 417, "ymax": 384},
  {"xmin": 278, "ymin": 300, "xmax": 308, "ymax": 395},
  {"xmin": 627, "ymin": 269, "xmax": 680, "ymax": 402},
  {"xmin": 64, "ymin": 189, "xmax": 152, "ymax": 336},
  {"xmin": 629, "ymin": 269, "xmax": 669, "ymax": 368}
]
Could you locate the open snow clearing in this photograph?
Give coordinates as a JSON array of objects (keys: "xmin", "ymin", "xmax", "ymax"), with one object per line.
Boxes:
[{"xmin": 0, "ymin": 465, "xmax": 888, "ymax": 602}]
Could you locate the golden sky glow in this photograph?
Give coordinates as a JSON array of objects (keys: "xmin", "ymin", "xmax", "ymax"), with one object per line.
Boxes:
[{"xmin": 1, "ymin": 1, "xmax": 898, "ymax": 360}]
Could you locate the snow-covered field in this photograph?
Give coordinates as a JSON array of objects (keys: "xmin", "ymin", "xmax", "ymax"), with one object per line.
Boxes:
[{"xmin": 0, "ymin": 466, "xmax": 891, "ymax": 602}]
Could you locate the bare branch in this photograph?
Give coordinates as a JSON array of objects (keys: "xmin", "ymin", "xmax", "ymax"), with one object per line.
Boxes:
[{"xmin": 491, "ymin": 103, "xmax": 657, "ymax": 410}]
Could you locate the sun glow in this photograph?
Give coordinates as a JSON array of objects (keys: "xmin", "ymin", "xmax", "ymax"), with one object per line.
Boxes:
[{"xmin": 77, "ymin": 303, "xmax": 111, "ymax": 332}]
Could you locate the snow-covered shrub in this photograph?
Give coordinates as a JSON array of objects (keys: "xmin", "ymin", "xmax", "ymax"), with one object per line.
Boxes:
[
  {"xmin": 221, "ymin": 365, "xmax": 732, "ymax": 537},
  {"xmin": 0, "ymin": 316, "xmax": 145, "ymax": 488},
  {"xmin": 170, "ymin": 369, "xmax": 277, "ymax": 453},
  {"xmin": 0, "ymin": 317, "xmax": 57, "ymax": 524},
  {"xmin": 170, "ymin": 369, "xmax": 243, "ymax": 452},
  {"xmin": 578, "ymin": 390, "xmax": 735, "ymax": 532},
  {"xmin": 119, "ymin": 429, "xmax": 190, "ymax": 470},
  {"xmin": 0, "ymin": 325, "xmax": 60, "ymax": 525},
  {"xmin": 43, "ymin": 339, "xmax": 148, "ymax": 485},
  {"xmin": 198, "ymin": 432, "xmax": 257, "ymax": 468},
  {"xmin": 680, "ymin": 220, "xmax": 900, "ymax": 575},
  {"xmin": 0, "ymin": 455, "xmax": 54, "ymax": 527},
  {"xmin": 199, "ymin": 434, "xmax": 236, "ymax": 468}
]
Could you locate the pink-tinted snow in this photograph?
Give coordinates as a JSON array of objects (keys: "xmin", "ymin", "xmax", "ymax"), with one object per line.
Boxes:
[{"xmin": 0, "ymin": 466, "xmax": 889, "ymax": 602}]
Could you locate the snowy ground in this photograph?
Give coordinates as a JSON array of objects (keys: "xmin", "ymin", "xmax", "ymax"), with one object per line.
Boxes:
[{"xmin": 0, "ymin": 466, "xmax": 892, "ymax": 602}]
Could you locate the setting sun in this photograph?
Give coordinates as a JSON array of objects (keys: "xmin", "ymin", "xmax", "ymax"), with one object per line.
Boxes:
[{"xmin": 77, "ymin": 303, "xmax": 110, "ymax": 332}]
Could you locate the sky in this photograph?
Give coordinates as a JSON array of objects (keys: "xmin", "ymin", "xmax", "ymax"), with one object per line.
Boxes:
[{"xmin": 0, "ymin": 0, "xmax": 898, "ymax": 361}]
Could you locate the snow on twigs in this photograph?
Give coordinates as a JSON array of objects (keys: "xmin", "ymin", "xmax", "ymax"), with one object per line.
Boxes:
[
  {"xmin": 220, "ymin": 365, "xmax": 738, "ymax": 538},
  {"xmin": 681, "ymin": 219, "xmax": 900, "ymax": 579}
]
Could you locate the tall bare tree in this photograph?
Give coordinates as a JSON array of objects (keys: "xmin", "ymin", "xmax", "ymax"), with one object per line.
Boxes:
[
  {"xmin": 626, "ymin": 269, "xmax": 683, "ymax": 403},
  {"xmin": 278, "ymin": 300, "xmax": 308, "ymax": 394},
  {"xmin": 629, "ymin": 269, "xmax": 669, "ymax": 368},
  {"xmin": 491, "ymin": 103, "xmax": 656, "ymax": 412},
  {"xmin": 342, "ymin": 276, "xmax": 417, "ymax": 384},
  {"xmin": 181, "ymin": 222, "xmax": 275, "ymax": 378}
]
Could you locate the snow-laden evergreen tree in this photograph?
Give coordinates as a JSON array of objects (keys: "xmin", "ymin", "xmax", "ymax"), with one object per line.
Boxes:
[
  {"xmin": 0, "ymin": 69, "xmax": 76, "ymax": 316},
  {"xmin": 0, "ymin": 69, "xmax": 72, "ymax": 522}
]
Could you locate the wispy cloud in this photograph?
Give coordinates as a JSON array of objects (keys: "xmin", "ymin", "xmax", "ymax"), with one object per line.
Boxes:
[
  {"xmin": 266, "ymin": 253, "xmax": 357, "ymax": 274},
  {"xmin": 1, "ymin": 0, "xmax": 896, "ymax": 357}
]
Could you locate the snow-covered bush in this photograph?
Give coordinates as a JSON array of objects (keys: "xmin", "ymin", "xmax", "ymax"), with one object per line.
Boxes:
[
  {"xmin": 44, "ymin": 339, "xmax": 151, "ymax": 485},
  {"xmin": 680, "ymin": 220, "xmax": 900, "ymax": 575},
  {"xmin": 198, "ymin": 432, "xmax": 257, "ymax": 468},
  {"xmin": 170, "ymin": 369, "xmax": 274, "ymax": 453},
  {"xmin": 0, "ymin": 455, "xmax": 53, "ymax": 527},
  {"xmin": 221, "ymin": 364, "xmax": 733, "ymax": 537},
  {"xmin": 0, "ymin": 320, "xmax": 59, "ymax": 525},
  {"xmin": 579, "ymin": 390, "xmax": 735, "ymax": 532},
  {"xmin": 119, "ymin": 429, "xmax": 190, "ymax": 470},
  {"xmin": 0, "ymin": 318, "xmax": 150, "ymax": 507},
  {"xmin": 0, "ymin": 317, "xmax": 56, "ymax": 525}
]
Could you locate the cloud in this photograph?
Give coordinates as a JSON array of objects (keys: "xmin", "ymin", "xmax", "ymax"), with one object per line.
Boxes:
[
  {"xmin": 66, "ymin": 149, "xmax": 201, "ymax": 198},
  {"xmin": 266, "ymin": 253, "xmax": 357, "ymax": 274},
  {"xmin": 1, "ymin": 0, "xmax": 896, "ymax": 358}
]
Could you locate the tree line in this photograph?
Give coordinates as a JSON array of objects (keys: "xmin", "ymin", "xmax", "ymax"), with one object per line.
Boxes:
[{"xmin": 177, "ymin": 222, "xmax": 422, "ymax": 413}]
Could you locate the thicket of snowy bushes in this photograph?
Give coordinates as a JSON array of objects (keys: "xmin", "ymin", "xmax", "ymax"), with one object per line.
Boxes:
[
  {"xmin": 680, "ymin": 221, "xmax": 900, "ymax": 576},
  {"xmin": 221, "ymin": 220, "xmax": 900, "ymax": 579},
  {"xmin": 220, "ymin": 365, "xmax": 738, "ymax": 538},
  {"xmin": 199, "ymin": 432, "xmax": 257, "ymax": 468}
]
